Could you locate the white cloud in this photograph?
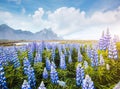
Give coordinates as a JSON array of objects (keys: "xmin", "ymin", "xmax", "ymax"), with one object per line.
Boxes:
[
  {"xmin": 47, "ymin": 6, "xmax": 120, "ymax": 39},
  {"xmin": 47, "ymin": 7, "xmax": 86, "ymax": 35},
  {"xmin": 0, "ymin": 6, "xmax": 120, "ymax": 40},
  {"xmin": 31, "ymin": 8, "xmax": 51, "ymax": 30},
  {"xmin": 21, "ymin": 7, "xmax": 26, "ymax": 15},
  {"xmin": 32, "ymin": 8, "xmax": 44, "ymax": 22}
]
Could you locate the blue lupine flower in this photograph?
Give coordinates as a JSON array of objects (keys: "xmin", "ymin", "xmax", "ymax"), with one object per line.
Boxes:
[
  {"xmin": 41, "ymin": 41, "xmax": 45, "ymax": 51},
  {"xmin": 78, "ymin": 51, "xmax": 82, "ymax": 62},
  {"xmin": 22, "ymin": 80, "xmax": 31, "ymax": 89},
  {"xmin": 37, "ymin": 41, "xmax": 44, "ymax": 54},
  {"xmin": 23, "ymin": 58, "xmax": 31, "ymax": 75},
  {"xmin": 38, "ymin": 81, "xmax": 46, "ymax": 89},
  {"xmin": 99, "ymin": 31, "xmax": 105, "ymax": 50},
  {"xmin": 63, "ymin": 45, "xmax": 67, "ymax": 56},
  {"xmin": 28, "ymin": 48, "xmax": 33, "ymax": 62},
  {"xmin": 68, "ymin": 54, "xmax": 72, "ymax": 63},
  {"xmin": 82, "ymin": 75, "xmax": 94, "ymax": 89},
  {"xmin": 51, "ymin": 61, "xmax": 56, "ymax": 68},
  {"xmin": 46, "ymin": 58, "xmax": 51, "ymax": 71},
  {"xmin": 99, "ymin": 54, "xmax": 105, "ymax": 66},
  {"xmin": 84, "ymin": 61, "xmax": 88, "ymax": 69},
  {"xmin": 91, "ymin": 50, "xmax": 98, "ymax": 67},
  {"xmin": 99, "ymin": 29, "xmax": 111, "ymax": 50},
  {"xmin": 58, "ymin": 45, "xmax": 62, "ymax": 56},
  {"xmin": 51, "ymin": 45, "xmax": 56, "ymax": 61},
  {"xmin": 28, "ymin": 43, "xmax": 36, "ymax": 53},
  {"xmin": 11, "ymin": 50, "xmax": 20, "ymax": 68},
  {"xmin": 60, "ymin": 52, "xmax": 66, "ymax": 70},
  {"xmin": 104, "ymin": 29, "xmax": 111, "ymax": 49},
  {"xmin": 69, "ymin": 46, "xmax": 73, "ymax": 55},
  {"xmin": 5, "ymin": 47, "xmax": 20, "ymax": 68},
  {"xmin": 27, "ymin": 66, "xmax": 36, "ymax": 88},
  {"xmin": 43, "ymin": 67, "xmax": 48, "ymax": 79},
  {"xmin": 108, "ymin": 40, "xmax": 118, "ymax": 59},
  {"xmin": 0, "ymin": 63, "xmax": 8, "ymax": 89},
  {"xmin": 34, "ymin": 53, "xmax": 42, "ymax": 64},
  {"xmin": 50, "ymin": 66, "xmax": 59, "ymax": 84},
  {"xmin": 86, "ymin": 46, "xmax": 93, "ymax": 59},
  {"xmin": 0, "ymin": 48, "xmax": 7, "ymax": 66},
  {"xmin": 76, "ymin": 64, "xmax": 84, "ymax": 86}
]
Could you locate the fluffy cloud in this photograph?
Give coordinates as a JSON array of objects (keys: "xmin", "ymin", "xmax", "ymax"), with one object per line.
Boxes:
[
  {"xmin": 47, "ymin": 6, "xmax": 120, "ymax": 39},
  {"xmin": 0, "ymin": 6, "xmax": 120, "ymax": 39},
  {"xmin": 47, "ymin": 7, "xmax": 86, "ymax": 35},
  {"xmin": 32, "ymin": 8, "xmax": 44, "ymax": 22}
]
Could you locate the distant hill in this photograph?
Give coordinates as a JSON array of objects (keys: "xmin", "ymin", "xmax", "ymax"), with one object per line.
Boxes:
[{"xmin": 0, "ymin": 24, "xmax": 62, "ymax": 40}]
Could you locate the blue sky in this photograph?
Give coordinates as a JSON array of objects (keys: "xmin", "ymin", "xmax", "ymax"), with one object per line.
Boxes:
[{"xmin": 0, "ymin": 0, "xmax": 120, "ymax": 40}]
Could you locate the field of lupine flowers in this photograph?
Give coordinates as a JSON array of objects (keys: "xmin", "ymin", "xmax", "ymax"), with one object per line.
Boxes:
[{"xmin": 0, "ymin": 30, "xmax": 120, "ymax": 89}]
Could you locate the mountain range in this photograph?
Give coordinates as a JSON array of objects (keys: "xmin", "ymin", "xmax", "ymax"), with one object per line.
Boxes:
[{"xmin": 0, "ymin": 24, "xmax": 62, "ymax": 40}]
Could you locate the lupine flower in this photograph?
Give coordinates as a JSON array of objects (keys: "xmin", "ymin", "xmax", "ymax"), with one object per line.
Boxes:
[
  {"xmin": 50, "ymin": 66, "xmax": 59, "ymax": 84},
  {"xmin": 76, "ymin": 64, "xmax": 84, "ymax": 86},
  {"xmin": 28, "ymin": 43, "xmax": 36, "ymax": 53},
  {"xmin": 51, "ymin": 61, "xmax": 56, "ymax": 68},
  {"xmin": 4, "ymin": 48, "xmax": 12, "ymax": 63},
  {"xmin": 51, "ymin": 45, "xmax": 56, "ymax": 61},
  {"xmin": 68, "ymin": 54, "xmax": 72, "ymax": 63},
  {"xmin": 91, "ymin": 50, "xmax": 98, "ymax": 67},
  {"xmin": 0, "ymin": 63, "xmax": 8, "ymax": 89},
  {"xmin": 84, "ymin": 61, "xmax": 88, "ymax": 69},
  {"xmin": 28, "ymin": 48, "xmax": 33, "ymax": 63},
  {"xmin": 82, "ymin": 75, "xmax": 94, "ymax": 89},
  {"xmin": 104, "ymin": 29, "xmax": 111, "ymax": 49},
  {"xmin": 22, "ymin": 80, "xmax": 31, "ymax": 89},
  {"xmin": 38, "ymin": 81, "xmax": 46, "ymax": 89},
  {"xmin": 98, "ymin": 29, "xmax": 111, "ymax": 50},
  {"xmin": 58, "ymin": 44, "xmax": 62, "ymax": 56},
  {"xmin": 57, "ymin": 80, "xmax": 66, "ymax": 87},
  {"xmin": 63, "ymin": 46, "xmax": 67, "ymax": 56},
  {"xmin": 108, "ymin": 40, "xmax": 118, "ymax": 59},
  {"xmin": 46, "ymin": 58, "xmax": 51, "ymax": 71},
  {"xmin": 23, "ymin": 58, "xmax": 35, "ymax": 88},
  {"xmin": 99, "ymin": 31, "xmax": 106, "ymax": 50},
  {"xmin": 11, "ymin": 50, "xmax": 20, "ymax": 68},
  {"xmin": 86, "ymin": 46, "xmax": 92, "ymax": 59},
  {"xmin": 27, "ymin": 66, "xmax": 36, "ymax": 88},
  {"xmin": 37, "ymin": 43, "xmax": 43, "ymax": 54},
  {"xmin": 60, "ymin": 52, "xmax": 66, "ymax": 70},
  {"xmin": 34, "ymin": 53, "xmax": 42, "ymax": 64},
  {"xmin": 43, "ymin": 67, "xmax": 48, "ymax": 79},
  {"xmin": 99, "ymin": 54, "xmax": 105, "ymax": 66},
  {"xmin": 78, "ymin": 51, "xmax": 82, "ymax": 62},
  {"xmin": 23, "ymin": 58, "xmax": 31, "ymax": 75},
  {"xmin": 0, "ymin": 48, "xmax": 7, "ymax": 66},
  {"xmin": 69, "ymin": 46, "xmax": 73, "ymax": 55}
]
